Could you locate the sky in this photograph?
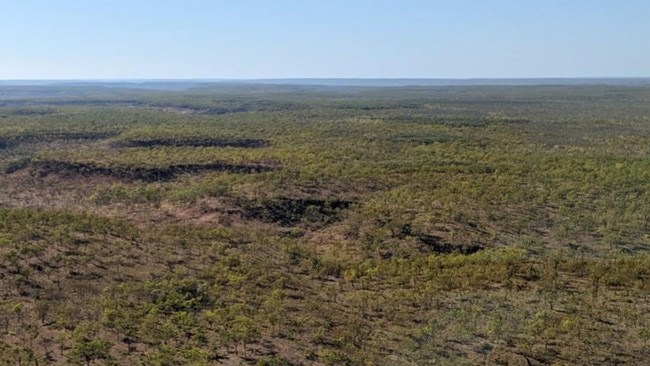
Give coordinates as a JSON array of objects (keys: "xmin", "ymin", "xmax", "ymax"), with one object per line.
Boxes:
[{"xmin": 1, "ymin": 0, "xmax": 648, "ymax": 80}]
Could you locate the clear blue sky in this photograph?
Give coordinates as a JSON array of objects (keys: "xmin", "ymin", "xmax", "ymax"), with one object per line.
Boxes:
[{"xmin": 1, "ymin": 0, "xmax": 648, "ymax": 79}]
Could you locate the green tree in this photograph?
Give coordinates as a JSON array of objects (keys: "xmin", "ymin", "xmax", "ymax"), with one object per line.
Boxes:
[
  {"xmin": 69, "ymin": 338, "xmax": 112, "ymax": 366},
  {"xmin": 230, "ymin": 315, "xmax": 260, "ymax": 356}
]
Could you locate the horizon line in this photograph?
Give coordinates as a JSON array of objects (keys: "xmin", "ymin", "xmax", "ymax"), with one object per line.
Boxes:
[
  {"xmin": 2, "ymin": 77, "xmax": 650, "ymax": 88},
  {"xmin": 1, "ymin": 76, "xmax": 650, "ymax": 81}
]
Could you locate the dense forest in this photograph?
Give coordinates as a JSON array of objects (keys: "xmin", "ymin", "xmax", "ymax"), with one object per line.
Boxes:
[{"xmin": 0, "ymin": 83, "xmax": 649, "ymax": 365}]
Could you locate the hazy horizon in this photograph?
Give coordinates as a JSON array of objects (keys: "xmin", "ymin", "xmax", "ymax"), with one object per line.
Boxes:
[{"xmin": 1, "ymin": 77, "xmax": 650, "ymax": 89}]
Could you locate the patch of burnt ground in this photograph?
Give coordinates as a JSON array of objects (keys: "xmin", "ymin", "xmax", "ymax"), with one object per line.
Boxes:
[
  {"xmin": 0, "ymin": 131, "xmax": 118, "ymax": 149},
  {"xmin": 241, "ymin": 198, "xmax": 354, "ymax": 227},
  {"xmin": 16, "ymin": 159, "xmax": 276, "ymax": 182},
  {"xmin": 419, "ymin": 234, "xmax": 484, "ymax": 255},
  {"xmin": 397, "ymin": 224, "xmax": 484, "ymax": 255},
  {"xmin": 115, "ymin": 138, "xmax": 270, "ymax": 148}
]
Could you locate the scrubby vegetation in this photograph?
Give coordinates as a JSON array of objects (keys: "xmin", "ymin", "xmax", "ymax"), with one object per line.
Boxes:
[{"xmin": 1, "ymin": 83, "xmax": 650, "ymax": 365}]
